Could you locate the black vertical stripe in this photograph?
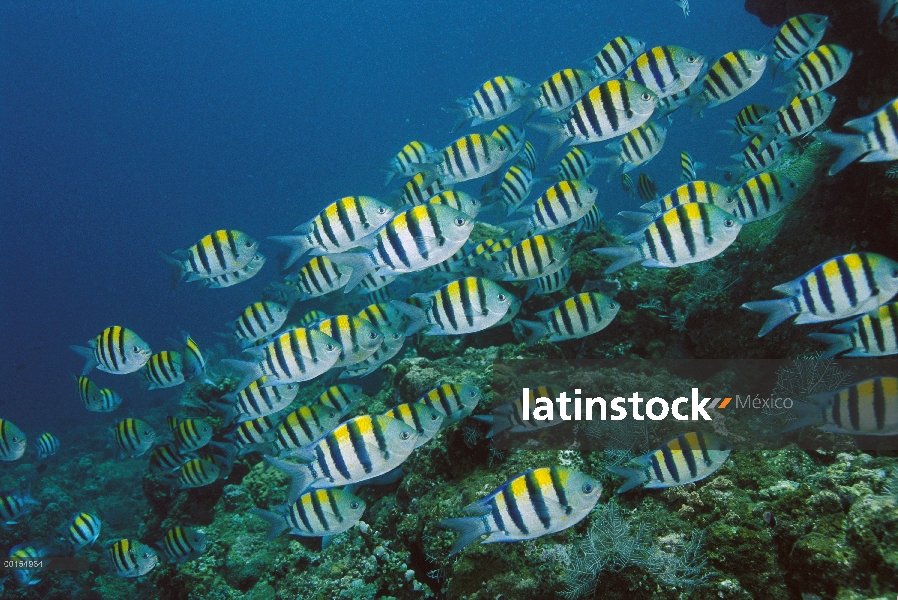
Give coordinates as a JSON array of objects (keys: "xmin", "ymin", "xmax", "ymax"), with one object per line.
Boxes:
[
  {"xmin": 680, "ymin": 435, "xmax": 698, "ymax": 477},
  {"xmin": 847, "ymin": 385, "xmax": 861, "ymax": 431},
  {"xmin": 661, "ymin": 445, "xmax": 681, "ymax": 483},
  {"xmin": 655, "ymin": 215, "xmax": 676, "ymax": 262},
  {"xmin": 503, "ymin": 485, "xmax": 529, "ymax": 534},
  {"xmin": 310, "ymin": 490, "xmax": 330, "ymax": 531},
  {"xmin": 873, "ymin": 378, "xmax": 886, "ymax": 430},
  {"xmin": 836, "ymin": 256, "xmax": 858, "ymax": 308},
  {"xmin": 326, "ymin": 431, "xmax": 352, "ymax": 479},
  {"xmin": 525, "ymin": 471, "xmax": 552, "ymax": 529}
]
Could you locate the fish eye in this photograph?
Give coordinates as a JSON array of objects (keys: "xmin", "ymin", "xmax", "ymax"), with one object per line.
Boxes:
[
  {"xmin": 392, "ymin": 333, "xmax": 402, "ymax": 340},
  {"xmin": 454, "ymin": 217, "xmax": 467, "ymax": 226},
  {"xmin": 582, "ymin": 483, "xmax": 595, "ymax": 493},
  {"xmin": 399, "ymin": 431, "xmax": 410, "ymax": 440},
  {"xmin": 687, "ymin": 56, "xmax": 697, "ymax": 63},
  {"xmin": 610, "ymin": 302, "xmax": 618, "ymax": 309},
  {"xmin": 350, "ymin": 501, "xmax": 360, "ymax": 509},
  {"xmin": 892, "ymin": 269, "xmax": 898, "ymax": 278},
  {"xmin": 288, "ymin": 384, "xmax": 297, "ymax": 389},
  {"xmin": 469, "ymin": 390, "xmax": 478, "ymax": 397},
  {"xmin": 245, "ymin": 241, "xmax": 254, "ymax": 248},
  {"xmin": 133, "ymin": 346, "xmax": 141, "ymax": 353},
  {"xmin": 326, "ymin": 344, "xmax": 337, "ymax": 352},
  {"xmin": 726, "ymin": 197, "xmax": 735, "ymax": 204},
  {"xmin": 499, "ymin": 144, "xmax": 507, "ymax": 151},
  {"xmin": 377, "ymin": 207, "xmax": 388, "ymax": 214},
  {"xmin": 497, "ymin": 293, "xmax": 507, "ymax": 301},
  {"xmin": 641, "ymin": 93, "xmax": 651, "ymax": 100},
  {"xmin": 368, "ymin": 331, "xmax": 379, "ymax": 340},
  {"xmin": 430, "ymin": 413, "xmax": 440, "ymax": 421},
  {"xmin": 755, "ymin": 55, "xmax": 763, "ymax": 61},
  {"xmin": 724, "ymin": 219, "xmax": 736, "ymax": 228}
]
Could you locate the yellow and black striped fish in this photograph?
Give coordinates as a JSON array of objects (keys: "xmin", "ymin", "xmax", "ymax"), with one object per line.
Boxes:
[
  {"xmin": 148, "ymin": 443, "xmax": 188, "ymax": 475},
  {"xmin": 600, "ymin": 121, "xmax": 668, "ymax": 180},
  {"xmin": 774, "ymin": 44, "xmax": 853, "ymax": 98},
  {"xmin": 622, "ymin": 173, "xmax": 635, "ymax": 199},
  {"xmin": 177, "ymin": 458, "xmax": 220, "ymax": 489},
  {"xmin": 316, "ymin": 384, "xmax": 366, "ymax": 416},
  {"xmin": 159, "ymin": 526, "xmax": 206, "ymax": 563},
  {"xmin": 180, "ymin": 332, "xmax": 206, "ymax": 382},
  {"xmin": 749, "ymin": 92, "xmax": 836, "ymax": 149},
  {"xmin": 340, "ymin": 326, "xmax": 407, "ymax": 379},
  {"xmin": 298, "ymin": 309, "xmax": 329, "ymax": 328},
  {"xmin": 162, "ymin": 230, "xmax": 258, "ymax": 284},
  {"xmin": 518, "ymin": 292, "xmax": 620, "ymax": 345},
  {"xmin": 231, "ymin": 302, "xmax": 289, "ymax": 349},
  {"xmin": 105, "ymin": 539, "xmax": 158, "ymax": 578},
  {"xmin": 727, "ymin": 134, "xmax": 787, "ymax": 179},
  {"xmin": 817, "ymin": 96, "xmax": 898, "ymax": 175},
  {"xmin": 291, "ymin": 256, "xmax": 351, "ymax": 301},
  {"xmin": 517, "ymin": 140, "xmax": 539, "ymax": 172},
  {"xmin": 70, "ymin": 326, "xmax": 152, "ymax": 376},
  {"xmin": 693, "ymin": 50, "xmax": 768, "ymax": 115},
  {"xmin": 383, "ymin": 140, "xmax": 436, "ymax": 186},
  {"xmin": 270, "ymin": 196, "xmax": 395, "ymax": 268},
  {"xmin": 0, "ymin": 419, "xmax": 26, "ymax": 462},
  {"xmin": 589, "ymin": 35, "xmax": 646, "ymax": 81},
  {"xmin": 595, "ymin": 202, "xmax": 742, "ymax": 273},
  {"xmin": 427, "ymin": 190, "xmax": 481, "ymax": 218},
  {"xmin": 228, "ymin": 415, "xmax": 279, "ymax": 452},
  {"xmin": 742, "ymin": 253, "xmax": 898, "ymax": 336},
  {"xmin": 427, "ymin": 133, "xmax": 516, "ymax": 185},
  {"xmin": 551, "ymin": 147, "xmax": 599, "ymax": 182},
  {"xmin": 35, "ymin": 432, "xmax": 59, "ymax": 459},
  {"xmin": 524, "ymin": 265, "xmax": 571, "ymax": 300},
  {"xmin": 201, "ymin": 253, "xmax": 266, "ymax": 289},
  {"xmin": 526, "ymin": 68, "xmax": 597, "ymax": 119},
  {"xmin": 394, "ymin": 171, "xmax": 452, "ymax": 207},
  {"xmin": 273, "ymin": 404, "xmax": 342, "ymax": 456},
  {"xmin": 623, "ymin": 45, "xmax": 705, "ymax": 99},
  {"xmin": 112, "ymin": 418, "xmax": 156, "ymax": 459},
  {"xmin": 65, "ymin": 512, "xmax": 101, "ymax": 551},
  {"xmin": 0, "ymin": 489, "xmax": 38, "ymax": 525},
  {"xmin": 763, "ymin": 13, "xmax": 829, "ymax": 73},
  {"xmin": 719, "ymin": 103, "xmax": 772, "ymax": 145},
  {"xmin": 76, "ymin": 376, "xmax": 122, "ymax": 413},
  {"xmin": 517, "ymin": 180, "xmax": 600, "ymax": 234},
  {"xmin": 785, "ymin": 377, "xmax": 898, "ymax": 435},
  {"xmin": 382, "ymin": 402, "xmax": 444, "ymax": 448},
  {"xmin": 810, "ymin": 300, "xmax": 898, "ymax": 358},
  {"xmin": 415, "ymin": 383, "xmax": 482, "ymax": 427},
  {"xmin": 636, "ymin": 173, "xmax": 658, "ymax": 202},
  {"xmin": 396, "ymin": 277, "xmax": 515, "ymax": 336},
  {"xmin": 440, "ymin": 467, "xmax": 601, "ymax": 556},
  {"xmin": 355, "ymin": 302, "xmax": 405, "ymax": 330},
  {"xmin": 577, "ymin": 204, "xmax": 603, "ymax": 233},
  {"xmin": 168, "ymin": 417, "xmax": 213, "ymax": 453},
  {"xmin": 609, "ymin": 432, "xmax": 731, "ymax": 493},
  {"xmin": 491, "ymin": 123, "xmax": 527, "ymax": 157},
  {"xmin": 251, "ymin": 488, "xmax": 366, "ymax": 542},
  {"xmin": 145, "ymin": 351, "xmax": 184, "ymax": 390},
  {"xmin": 484, "ymin": 163, "xmax": 536, "ymax": 217},
  {"xmin": 680, "ymin": 151, "xmax": 701, "ymax": 182},
  {"xmin": 314, "ymin": 315, "xmax": 383, "ymax": 367},
  {"xmin": 638, "ymin": 180, "xmax": 730, "ymax": 217},
  {"xmin": 725, "ymin": 171, "xmax": 799, "ymax": 223},
  {"xmin": 483, "ymin": 234, "xmax": 571, "ymax": 282},
  {"xmin": 446, "ymin": 75, "xmax": 531, "ymax": 131},
  {"xmin": 654, "ymin": 86, "xmax": 696, "ymax": 119},
  {"xmin": 473, "ymin": 387, "xmax": 564, "ymax": 437}
]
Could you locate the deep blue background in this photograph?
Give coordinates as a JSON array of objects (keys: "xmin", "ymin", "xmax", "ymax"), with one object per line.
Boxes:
[{"xmin": 1, "ymin": 1, "xmax": 774, "ymax": 436}]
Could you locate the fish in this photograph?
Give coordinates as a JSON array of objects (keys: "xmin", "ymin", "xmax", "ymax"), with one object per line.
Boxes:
[
  {"xmin": 104, "ymin": 539, "xmax": 159, "ymax": 578},
  {"xmin": 355, "ymin": 301, "xmax": 406, "ymax": 330},
  {"xmin": 393, "ymin": 171, "xmax": 452, "ymax": 206},
  {"xmin": 0, "ymin": 419, "xmax": 27, "ymax": 461},
  {"xmin": 517, "ymin": 292, "xmax": 621, "ymax": 345},
  {"xmin": 144, "ymin": 351, "xmax": 185, "ymax": 390},
  {"xmin": 316, "ymin": 384, "xmax": 367, "ymax": 416},
  {"xmin": 680, "ymin": 151, "xmax": 703, "ymax": 182},
  {"xmin": 313, "ymin": 315, "xmax": 384, "ymax": 368},
  {"xmin": 180, "ymin": 332, "xmax": 206, "ymax": 382},
  {"xmin": 672, "ymin": 0, "xmax": 689, "ymax": 17},
  {"xmin": 784, "ymin": 377, "xmax": 898, "ymax": 435},
  {"xmin": 608, "ymin": 432, "xmax": 732, "ymax": 493},
  {"xmin": 326, "ymin": 203, "xmax": 475, "ymax": 293},
  {"xmin": 168, "ymin": 417, "xmax": 214, "ymax": 453},
  {"xmin": 483, "ymin": 163, "xmax": 536, "ymax": 217},
  {"xmin": 111, "ymin": 418, "xmax": 156, "ymax": 459},
  {"xmin": 394, "ymin": 277, "xmax": 516, "ymax": 336},
  {"xmin": 551, "ymin": 147, "xmax": 599, "ymax": 182},
  {"xmin": 217, "ymin": 378, "xmax": 300, "ymax": 424},
  {"xmin": 517, "ymin": 140, "xmax": 539, "ymax": 173},
  {"xmin": 481, "ymin": 234, "xmax": 572, "ymax": 282},
  {"xmin": 723, "ymin": 171, "xmax": 799, "ymax": 223},
  {"xmin": 427, "ymin": 190, "xmax": 481, "ymax": 218},
  {"xmin": 876, "ymin": 0, "xmax": 898, "ymax": 41},
  {"xmin": 529, "ymin": 80, "xmax": 659, "ymax": 158},
  {"xmin": 887, "ymin": 165, "xmax": 898, "ymax": 179},
  {"xmin": 809, "ymin": 300, "xmax": 898, "ymax": 358},
  {"xmin": 265, "ymin": 413, "xmax": 421, "ymax": 502},
  {"xmin": 383, "ymin": 140, "xmax": 436, "ymax": 186},
  {"xmin": 491, "ymin": 124, "xmax": 527, "ymax": 158},
  {"xmin": 719, "ymin": 104, "xmax": 773, "ymax": 145},
  {"xmin": 692, "ymin": 50, "xmax": 768, "ymax": 116},
  {"xmin": 201, "ymin": 253, "xmax": 267, "ymax": 288},
  {"xmin": 158, "ymin": 526, "xmax": 207, "ymax": 563},
  {"xmin": 148, "ymin": 444, "xmax": 188, "ymax": 475},
  {"xmin": 228, "ymin": 415, "xmax": 279, "ymax": 454},
  {"xmin": 35, "ymin": 432, "xmax": 59, "ymax": 459},
  {"xmin": 526, "ymin": 68, "xmax": 598, "ymax": 119},
  {"xmin": 176, "ymin": 458, "xmax": 221, "ymax": 489},
  {"xmin": 231, "ymin": 301, "xmax": 289, "ymax": 349},
  {"xmin": 773, "ymin": 44, "xmax": 853, "ymax": 98},
  {"xmin": 339, "ymin": 329, "xmax": 406, "ymax": 379},
  {"xmin": 725, "ymin": 134, "xmax": 787, "ymax": 179},
  {"xmin": 161, "ymin": 230, "xmax": 259, "ymax": 285},
  {"xmin": 653, "ymin": 87, "xmax": 697, "ymax": 120},
  {"xmin": 762, "ymin": 14, "xmax": 830, "ymax": 76},
  {"xmin": 473, "ymin": 387, "xmax": 564, "ymax": 437},
  {"xmin": 747, "ymin": 92, "xmax": 836, "ymax": 149},
  {"xmin": 742, "ymin": 253, "xmax": 898, "ymax": 336},
  {"xmin": 636, "ymin": 173, "xmax": 658, "ymax": 201},
  {"xmin": 64, "ymin": 512, "xmax": 101, "ymax": 551},
  {"xmin": 425, "ymin": 132, "xmax": 516, "ymax": 185},
  {"xmin": 269, "ymin": 196, "xmax": 396, "ymax": 268},
  {"xmin": 577, "ymin": 204, "xmax": 604, "ymax": 233},
  {"xmin": 290, "ymin": 256, "xmax": 352, "ymax": 300},
  {"xmin": 595, "ymin": 202, "xmax": 742, "ymax": 273},
  {"xmin": 221, "ymin": 327, "xmax": 343, "ymax": 392},
  {"xmin": 524, "ymin": 265, "xmax": 572, "ymax": 300},
  {"xmin": 70, "ymin": 326, "xmax": 152, "ymax": 376},
  {"xmin": 588, "ymin": 36, "xmax": 646, "ymax": 82},
  {"xmin": 597, "ymin": 121, "xmax": 668, "ymax": 180},
  {"xmin": 381, "ymin": 402, "xmax": 445, "ymax": 448},
  {"xmin": 621, "ymin": 173, "xmax": 635, "ymax": 199},
  {"xmin": 629, "ymin": 180, "xmax": 734, "ymax": 222},
  {"xmin": 0, "ymin": 489, "xmax": 39, "ymax": 528},
  {"xmin": 415, "ymin": 383, "xmax": 482, "ymax": 427},
  {"xmin": 623, "ymin": 46, "xmax": 706, "ymax": 99},
  {"xmin": 250, "ymin": 488, "xmax": 366, "ymax": 546},
  {"xmin": 272, "ymin": 404, "xmax": 343, "ymax": 456},
  {"xmin": 298, "ymin": 309, "xmax": 329, "ymax": 328},
  {"xmin": 445, "ymin": 75, "xmax": 531, "ymax": 131},
  {"xmin": 816, "ymin": 96, "xmax": 898, "ymax": 175},
  {"xmin": 440, "ymin": 467, "xmax": 601, "ymax": 556},
  {"xmin": 510, "ymin": 180, "xmax": 600, "ymax": 235},
  {"xmin": 8, "ymin": 542, "xmax": 51, "ymax": 585},
  {"xmin": 75, "ymin": 376, "xmax": 123, "ymax": 413}
]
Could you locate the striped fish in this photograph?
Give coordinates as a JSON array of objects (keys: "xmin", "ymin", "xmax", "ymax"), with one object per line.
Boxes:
[
  {"xmin": 177, "ymin": 458, "xmax": 220, "ymax": 489},
  {"xmin": 265, "ymin": 413, "xmax": 421, "ymax": 502},
  {"xmin": 356, "ymin": 302, "xmax": 406, "ymax": 330},
  {"xmin": 35, "ymin": 432, "xmax": 59, "ymax": 460},
  {"xmin": 291, "ymin": 256, "xmax": 351, "ymax": 300},
  {"xmin": 228, "ymin": 415, "xmax": 279, "ymax": 453},
  {"xmin": 483, "ymin": 234, "xmax": 571, "ymax": 282},
  {"xmin": 339, "ymin": 327, "xmax": 407, "ymax": 379},
  {"xmin": 65, "ymin": 513, "xmax": 101, "ymax": 551},
  {"xmin": 314, "ymin": 384, "xmax": 365, "ymax": 415},
  {"xmin": 273, "ymin": 404, "xmax": 342, "ymax": 456},
  {"xmin": 480, "ymin": 237, "xmax": 515, "ymax": 262},
  {"xmin": 144, "ymin": 351, "xmax": 184, "ymax": 390},
  {"xmin": 232, "ymin": 302, "xmax": 289, "ymax": 349},
  {"xmin": 446, "ymin": 75, "xmax": 531, "ymax": 131},
  {"xmin": 719, "ymin": 103, "xmax": 772, "ymax": 145},
  {"xmin": 638, "ymin": 181, "xmax": 731, "ymax": 217},
  {"xmin": 531, "ymin": 80, "xmax": 659, "ymax": 159},
  {"xmin": 524, "ymin": 265, "xmax": 571, "ymax": 300},
  {"xmin": 298, "ymin": 309, "xmax": 329, "ymax": 327},
  {"xmin": 817, "ymin": 96, "xmax": 898, "ymax": 175},
  {"xmin": 180, "ymin": 332, "xmax": 206, "ymax": 382},
  {"xmin": 518, "ymin": 292, "xmax": 620, "ymax": 345},
  {"xmin": 517, "ymin": 140, "xmax": 539, "ymax": 172},
  {"xmin": 163, "ymin": 230, "xmax": 258, "ymax": 284},
  {"xmin": 810, "ymin": 300, "xmax": 898, "ymax": 358},
  {"xmin": 168, "ymin": 417, "xmax": 214, "ymax": 453},
  {"xmin": 742, "ymin": 253, "xmax": 898, "ymax": 337},
  {"xmin": 75, "ymin": 376, "xmax": 122, "ymax": 413},
  {"xmin": 395, "ymin": 277, "xmax": 516, "ymax": 336},
  {"xmin": 774, "ymin": 44, "xmax": 853, "ymax": 98},
  {"xmin": 270, "ymin": 196, "xmax": 395, "ymax": 268},
  {"xmin": 589, "ymin": 35, "xmax": 646, "ymax": 81},
  {"xmin": 394, "ymin": 171, "xmax": 452, "ymax": 207},
  {"xmin": 148, "ymin": 444, "xmax": 188, "ymax": 475},
  {"xmin": 201, "ymin": 253, "xmax": 266, "ymax": 289},
  {"xmin": 653, "ymin": 86, "xmax": 696, "ymax": 120},
  {"xmin": 159, "ymin": 526, "xmax": 206, "ymax": 563},
  {"xmin": 428, "ymin": 190, "xmax": 481, "ymax": 218},
  {"xmin": 251, "ymin": 488, "xmax": 366, "ymax": 543},
  {"xmin": 221, "ymin": 327, "xmax": 343, "ymax": 393},
  {"xmin": 8, "ymin": 542, "xmax": 51, "ymax": 585},
  {"xmin": 551, "ymin": 147, "xmax": 599, "ymax": 182},
  {"xmin": 594, "ymin": 202, "xmax": 742, "ymax": 273},
  {"xmin": 440, "ymin": 467, "xmax": 601, "ymax": 556},
  {"xmin": 785, "ymin": 377, "xmax": 898, "ymax": 435},
  {"xmin": 415, "ymin": 383, "xmax": 482, "ymax": 427},
  {"xmin": 725, "ymin": 172, "xmax": 799, "ymax": 223},
  {"xmin": 516, "ymin": 180, "xmax": 600, "ymax": 235},
  {"xmin": 763, "ymin": 14, "xmax": 829, "ymax": 74},
  {"xmin": 327, "ymin": 204, "xmax": 475, "ymax": 293},
  {"xmin": 0, "ymin": 490, "xmax": 38, "ymax": 526},
  {"xmin": 0, "ymin": 420, "xmax": 26, "ymax": 461},
  {"xmin": 473, "ymin": 387, "xmax": 564, "ymax": 437},
  {"xmin": 599, "ymin": 121, "xmax": 668, "ymax": 180},
  {"xmin": 104, "ymin": 539, "xmax": 158, "ymax": 578},
  {"xmin": 383, "ymin": 140, "xmax": 436, "ymax": 186},
  {"xmin": 484, "ymin": 163, "xmax": 535, "ymax": 217},
  {"xmin": 427, "ymin": 133, "xmax": 515, "ymax": 185},
  {"xmin": 680, "ymin": 151, "xmax": 700, "ymax": 182},
  {"xmin": 609, "ymin": 432, "xmax": 732, "ymax": 493},
  {"xmin": 112, "ymin": 418, "xmax": 156, "ymax": 459},
  {"xmin": 577, "ymin": 204, "xmax": 604, "ymax": 233},
  {"xmin": 491, "ymin": 124, "xmax": 527, "ymax": 158},
  {"xmin": 636, "ymin": 173, "xmax": 658, "ymax": 201},
  {"xmin": 314, "ymin": 315, "xmax": 384, "ymax": 367},
  {"xmin": 526, "ymin": 68, "xmax": 598, "ymax": 119},
  {"xmin": 693, "ymin": 50, "xmax": 768, "ymax": 115},
  {"xmin": 623, "ymin": 46, "xmax": 705, "ymax": 99},
  {"xmin": 70, "ymin": 326, "xmax": 152, "ymax": 376},
  {"xmin": 727, "ymin": 134, "xmax": 786, "ymax": 179},
  {"xmin": 382, "ymin": 402, "xmax": 444, "ymax": 448},
  {"xmin": 749, "ymin": 92, "xmax": 836, "ymax": 148}
]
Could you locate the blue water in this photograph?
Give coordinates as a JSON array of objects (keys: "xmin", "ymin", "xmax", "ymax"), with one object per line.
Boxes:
[{"xmin": 1, "ymin": 0, "xmax": 773, "ymax": 434}]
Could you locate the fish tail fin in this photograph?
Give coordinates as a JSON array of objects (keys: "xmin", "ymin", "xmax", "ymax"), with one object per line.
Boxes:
[
  {"xmin": 267, "ymin": 235, "xmax": 312, "ymax": 270},
  {"xmin": 390, "ymin": 300, "xmax": 428, "ymax": 336},
  {"xmin": 219, "ymin": 359, "xmax": 263, "ymax": 394},
  {"xmin": 591, "ymin": 156, "xmax": 622, "ymax": 182},
  {"xmin": 806, "ymin": 333, "xmax": 853, "ymax": 359},
  {"xmin": 527, "ymin": 121, "xmax": 569, "ymax": 160},
  {"xmin": 263, "ymin": 455, "xmax": 314, "ymax": 503},
  {"xmin": 442, "ymin": 104, "xmax": 471, "ymax": 133},
  {"xmin": 606, "ymin": 465, "xmax": 648, "ymax": 494},
  {"xmin": 740, "ymin": 298, "xmax": 798, "ymax": 337},
  {"xmin": 69, "ymin": 345, "xmax": 98, "ymax": 376},
  {"xmin": 249, "ymin": 507, "xmax": 289, "ymax": 541},
  {"xmin": 515, "ymin": 319, "xmax": 549, "ymax": 347},
  {"xmin": 325, "ymin": 252, "xmax": 375, "ymax": 294},
  {"xmin": 814, "ymin": 131, "xmax": 869, "ymax": 176},
  {"xmin": 439, "ymin": 517, "xmax": 488, "ymax": 557},
  {"xmin": 781, "ymin": 400, "xmax": 823, "ymax": 433},
  {"xmin": 771, "ymin": 81, "xmax": 799, "ymax": 97},
  {"xmin": 616, "ymin": 211, "xmax": 655, "ymax": 226},
  {"xmin": 591, "ymin": 246, "xmax": 642, "ymax": 274},
  {"xmin": 382, "ymin": 168, "xmax": 397, "ymax": 187},
  {"xmin": 210, "ymin": 401, "xmax": 239, "ymax": 426},
  {"xmin": 158, "ymin": 251, "xmax": 186, "ymax": 291}
]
